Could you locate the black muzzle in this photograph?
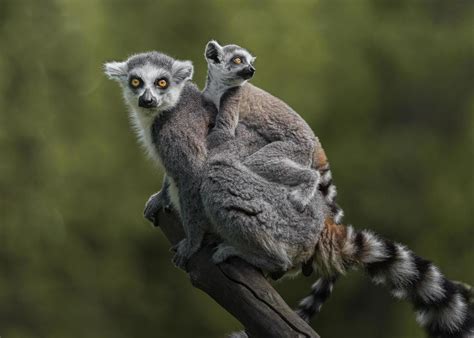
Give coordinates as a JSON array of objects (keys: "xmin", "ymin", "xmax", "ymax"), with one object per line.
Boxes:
[
  {"xmin": 237, "ymin": 66, "xmax": 255, "ymax": 80},
  {"xmin": 138, "ymin": 89, "xmax": 158, "ymax": 108}
]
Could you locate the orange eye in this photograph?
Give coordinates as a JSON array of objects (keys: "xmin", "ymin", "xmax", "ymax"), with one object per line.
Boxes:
[
  {"xmin": 156, "ymin": 79, "xmax": 168, "ymax": 88},
  {"xmin": 233, "ymin": 57, "xmax": 242, "ymax": 65},
  {"xmin": 130, "ymin": 78, "xmax": 141, "ymax": 88}
]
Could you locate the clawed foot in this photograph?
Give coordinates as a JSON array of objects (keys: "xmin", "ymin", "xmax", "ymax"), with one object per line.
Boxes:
[
  {"xmin": 144, "ymin": 191, "xmax": 163, "ymax": 225},
  {"xmin": 171, "ymin": 239, "xmax": 201, "ymax": 270}
]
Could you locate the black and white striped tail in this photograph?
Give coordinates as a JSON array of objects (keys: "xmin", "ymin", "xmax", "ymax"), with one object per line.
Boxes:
[
  {"xmin": 331, "ymin": 227, "xmax": 473, "ymax": 337},
  {"xmin": 295, "ymin": 165, "xmax": 345, "ymax": 322},
  {"xmin": 296, "ymin": 276, "xmax": 338, "ymax": 322},
  {"xmin": 318, "ymin": 165, "xmax": 344, "ymax": 224}
]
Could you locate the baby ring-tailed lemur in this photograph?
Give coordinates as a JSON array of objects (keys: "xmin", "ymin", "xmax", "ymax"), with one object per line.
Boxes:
[
  {"xmin": 204, "ymin": 40, "xmax": 342, "ymax": 221},
  {"xmin": 104, "ymin": 51, "xmax": 215, "ymax": 268},
  {"xmin": 203, "ymin": 40, "xmax": 341, "ymax": 307},
  {"xmin": 199, "ymin": 42, "xmax": 473, "ymax": 337}
]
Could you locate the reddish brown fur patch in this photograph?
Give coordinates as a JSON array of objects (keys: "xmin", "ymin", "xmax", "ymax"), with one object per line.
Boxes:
[
  {"xmin": 312, "ymin": 138, "xmax": 329, "ymax": 170},
  {"xmin": 314, "ymin": 218, "xmax": 348, "ymax": 275},
  {"xmin": 322, "ymin": 218, "xmax": 347, "ymax": 248}
]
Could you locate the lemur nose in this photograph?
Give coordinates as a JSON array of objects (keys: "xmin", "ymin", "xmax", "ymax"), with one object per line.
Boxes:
[
  {"xmin": 138, "ymin": 90, "xmax": 158, "ymax": 108},
  {"xmin": 238, "ymin": 66, "xmax": 256, "ymax": 80}
]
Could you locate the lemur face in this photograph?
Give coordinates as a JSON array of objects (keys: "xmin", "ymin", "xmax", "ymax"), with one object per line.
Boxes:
[
  {"xmin": 104, "ymin": 52, "xmax": 193, "ymax": 116},
  {"xmin": 205, "ymin": 40, "xmax": 256, "ymax": 86}
]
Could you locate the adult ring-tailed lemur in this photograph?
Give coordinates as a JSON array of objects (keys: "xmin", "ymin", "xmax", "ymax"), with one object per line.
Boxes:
[
  {"xmin": 104, "ymin": 52, "xmax": 216, "ymax": 268},
  {"xmin": 105, "ymin": 49, "xmax": 473, "ymax": 338}
]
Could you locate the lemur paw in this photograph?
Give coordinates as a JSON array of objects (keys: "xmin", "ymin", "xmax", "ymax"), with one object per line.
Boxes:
[
  {"xmin": 172, "ymin": 253, "xmax": 189, "ymax": 270},
  {"xmin": 171, "ymin": 239, "xmax": 191, "ymax": 270},
  {"xmin": 289, "ymin": 171, "xmax": 320, "ymax": 212},
  {"xmin": 212, "ymin": 244, "xmax": 239, "ymax": 264},
  {"xmin": 171, "ymin": 239, "xmax": 201, "ymax": 271},
  {"xmin": 143, "ymin": 191, "xmax": 163, "ymax": 225},
  {"xmin": 289, "ymin": 190, "xmax": 310, "ymax": 213},
  {"xmin": 143, "ymin": 191, "xmax": 172, "ymax": 226}
]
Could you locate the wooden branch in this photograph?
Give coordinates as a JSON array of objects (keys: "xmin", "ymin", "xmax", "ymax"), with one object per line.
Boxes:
[{"xmin": 154, "ymin": 210, "xmax": 321, "ymax": 338}]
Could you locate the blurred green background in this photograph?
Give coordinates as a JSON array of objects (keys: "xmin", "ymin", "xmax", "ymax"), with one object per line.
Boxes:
[{"xmin": 0, "ymin": 0, "xmax": 473, "ymax": 337}]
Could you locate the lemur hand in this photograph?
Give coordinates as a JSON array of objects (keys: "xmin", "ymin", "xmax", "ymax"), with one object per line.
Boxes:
[{"xmin": 143, "ymin": 191, "xmax": 171, "ymax": 226}]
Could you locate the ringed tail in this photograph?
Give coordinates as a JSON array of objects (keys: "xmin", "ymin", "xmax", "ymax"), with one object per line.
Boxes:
[
  {"xmin": 297, "ymin": 220, "xmax": 474, "ymax": 338},
  {"xmin": 318, "ymin": 164, "xmax": 344, "ymax": 224}
]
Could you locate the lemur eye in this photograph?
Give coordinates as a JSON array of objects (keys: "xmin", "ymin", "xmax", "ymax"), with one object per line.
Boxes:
[
  {"xmin": 130, "ymin": 78, "xmax": 141, "ymax": 88},
  {"xmin": 233, "ymin": 57, "xmax": 242, "ymax": 65},
  {"xmin": 155, "ymin": 78, "xmax": 168, "ymax": 89}
]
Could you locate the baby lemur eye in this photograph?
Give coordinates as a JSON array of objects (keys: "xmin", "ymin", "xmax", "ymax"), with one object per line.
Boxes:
[
  {"xmin": 233, "ymin": 57, "xmax": 242, "ymax": 65},
  {"xmin": 130, "ymin": 78, "xmax": 142, "ymax": 88},
  {"xmin": 155, "ymin": 78, "xmax": 168, "ymax": 89}
]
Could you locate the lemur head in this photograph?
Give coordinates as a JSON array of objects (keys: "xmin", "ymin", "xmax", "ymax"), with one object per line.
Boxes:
[
  {"xmin": 204, "ymin": 40, "xmax": 256, "ymax": 87},
  {"xmin": 104, "ymin": 51, "xmax": 193, "ymax": 116}
]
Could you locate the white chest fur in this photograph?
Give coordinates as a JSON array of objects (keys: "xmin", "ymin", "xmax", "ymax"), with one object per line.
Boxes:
[
  {"xmin": 130, "ymin": 110, "xmax": 182, "ymax": 216},
  {"xmin": 130, "ymin": 111, "xmax": 161, "ymax": 165}
]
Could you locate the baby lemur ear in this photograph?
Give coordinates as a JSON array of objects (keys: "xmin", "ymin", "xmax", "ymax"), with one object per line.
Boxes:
[
  {"xmin": 172, "ymin": 60, "xmax": 194, "ymax": 84},
  {"xmin": 205, "ymin": 40, "xmax": 222, "ymax": 63},
  {"xmin": 104, "ymin": 61, "xmax": 127, "ymax": 80}
]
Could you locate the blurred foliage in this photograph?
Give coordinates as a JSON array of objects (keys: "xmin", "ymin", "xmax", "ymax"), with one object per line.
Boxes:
[{"xmin": 0, "ymin": 0, "xmax": 473, "ymax": 337}]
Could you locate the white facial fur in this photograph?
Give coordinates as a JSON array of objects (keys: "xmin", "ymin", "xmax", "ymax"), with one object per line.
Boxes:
[
  {"xmin": 203, "ymin": 40, "xmax": 256, "ymax": 108},
  {"xmin": 104, "ymin": 53, "xmax": 193, "ymax": 164},
  {"xmin": 105, "ymin": 60, "xmax": 192, "ymax": 117}
]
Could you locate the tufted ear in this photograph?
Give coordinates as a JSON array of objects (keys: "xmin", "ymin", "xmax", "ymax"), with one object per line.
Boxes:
[
  {"xmin": 172, "ymin": 60, "xmax": 194, "ymax": 84},
  {"xmin": 103, "ymin": 61, "xmax": 127, "ymax": 80},
  {"xmin": 205, "ymin": 40, "xmax": 223, "ymax": 63}
]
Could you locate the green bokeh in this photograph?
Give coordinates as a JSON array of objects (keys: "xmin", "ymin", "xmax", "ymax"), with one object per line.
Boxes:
[{"xmin": 0, "ymin": 1, "xmax": 472, "ymax": 337}]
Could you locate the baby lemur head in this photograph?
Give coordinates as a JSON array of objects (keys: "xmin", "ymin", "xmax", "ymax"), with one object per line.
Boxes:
[
  {"xmin": 205, "ymin": 40, "xmax": 256, "ymax": 87},
  {"xmin": 104, "ymin": 51, "xmax": 193, "ymax": 117}
]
